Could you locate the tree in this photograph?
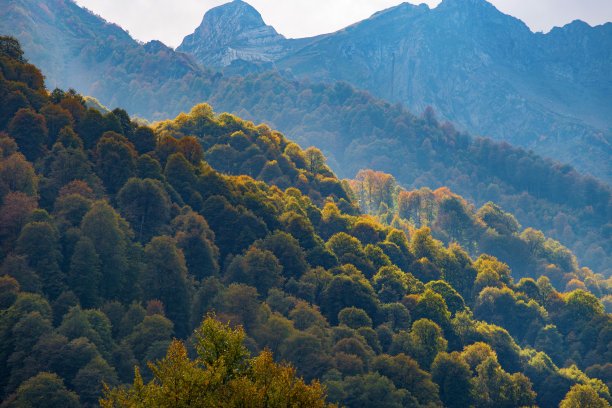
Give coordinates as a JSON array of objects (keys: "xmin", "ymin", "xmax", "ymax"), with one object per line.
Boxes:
[
  {"xmin": 72, "ymin": 356, "xmax": 118, "ymax": 407},
  {"xmin": 101, "ymin": 316, "xmax": 334, "ymax": 407},
  {"xmin": 0, "ymin": 153, "xmax": 38, "ymax": 198},
  {"xmin": 15, "ymin": 222, "xmax": 63, "ymax": 299},
  {"xmin": 431, "ymin": 352, "xmax": 472, "ymax": 408},
  {"xmin": 329, "ymin": 372, "xmax": 409, "ymax": 408},
  {"xmin": 477, "ymin": 202, "xmax": 520, "ymax": 236},
  {"xmin": 4, "ymin": 372, "xmax": 80, "ymax": 408},
  {"xmin": 338, "ymin": 307, "xmax": 373, "ymax": 329},
  {"xmin": 372, "ymin": 266, "xmax": 409, "ymax": 303},
  {"xmin": 255, "ymin": 231, "xmax": 308, "ymax": 279},
  {"xmin": 472, "ymin": 356, "xmax": 536, "ymax": 408},
  {"xmin": 0, "ymin": 192, "xmax": 37, "ymax": 254},
  {"xmin": 95, "ymin": 132, "xmax": 137, "ymax": 194},
  {"xmin": 321, "ymin": 272, "xmax": 379, "ymax": 325},
  {"xmin": 409, "ymin": 319, "xmax": 448, "ymax": 369},
  {"xmin": 8, "ymin": 108, "xmax": 48, "ymax": 161},
  {"xmin": 142, "ymin": 237, "xmax": 191, "ymax": 337},
  {"xmin": 117, "ymin": 178, "xmax": 171, "ymax": 242},
  {"xmin": 372, "ymin": 353, "xmax": 441, "ymax": 406},
  {"xmin": 40, "ymin": 105, "xmax": 73, "ymax": 145},
  {"xmin": 560, "ymin": 384, "xmax": 609, "ymax": 408},
  {"xmin": 68, "ymin": 236, "xmax": 101, "ymax": 308},
  {"xmin": 425, "ymin": 280, "xmax": 466, "ymax": 315},
  {"xmin": 413, "ymin": 289, "xmax": 451, "ymax": 329},
  {"xmin": 304, "ymin": 146, "xmax": 326, "ymax": 174},
  {"xmin": 80, "ymin": 201, "xmax": 132, "ymax": 300},
  {"xmin": 172, "ymin": 211, "xmax": 219, "ymax": 280},
  {"xmin": 131, "ymin": 126, "xmax": 156, "ymax": 154},
  {"xmin": 225, "ymin": 247, "xmax": 283, "ymax": 296}
]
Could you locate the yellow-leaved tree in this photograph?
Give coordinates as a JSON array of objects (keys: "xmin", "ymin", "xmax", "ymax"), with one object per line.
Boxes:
[{"xmin": 100, "ymin": 314, "xmax": 335, "ymax": 407}]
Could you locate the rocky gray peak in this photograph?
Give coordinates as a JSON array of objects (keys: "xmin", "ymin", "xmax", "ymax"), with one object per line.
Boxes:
[{"xmin": 178, "ymin": 0, "xmax": 290, "ymax": 69}]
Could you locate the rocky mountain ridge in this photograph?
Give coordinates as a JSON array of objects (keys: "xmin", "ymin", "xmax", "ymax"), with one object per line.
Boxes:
[{"xmin": 179, "ymin": 0, "xmax": 612, "ymax": 181}]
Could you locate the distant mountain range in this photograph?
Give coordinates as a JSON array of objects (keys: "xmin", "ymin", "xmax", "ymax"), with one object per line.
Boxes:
[
  {"xmin": 1, "ymin": 0, "xmax": 610, "ymax": 275},
  {"xmin": 179, "ymin": 0, "xmax": 612, "ymax": 181}
]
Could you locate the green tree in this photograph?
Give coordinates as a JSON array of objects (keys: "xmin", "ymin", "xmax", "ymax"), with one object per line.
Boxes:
[
  {"xmin": 409, "ymin": 319, "xmax": 448, "ymax": 369},
  {"xmin": 225, "ymin": 247, "xmax": 283, "ymax": 296},
  {"xmin": 172, "ymin": 211, "xmax": 219, "ymax": 280},
  {"xmin": 372, "ymin": 353, "xmax": 442, "ymax": 406},
  {"xmin": 3, "ymin": 372, "xmax": 80, "ymax": 408},
  {"xmin": 142, "ymin": 236, "xmax": 191, "ymax": 337},
  {"xmin": 321, "ymin": 272, "xmax": 378, "ymax": 325},
  {"xmin": 131, "ymin": 126, "xmax": 157, "ymax": 154},
  {"xmin": 16, "ymin": 222, "xmax": 63, "ymax": 299},
  {"xmin": 8, "ymin": 108, "xmax": 48, "ymax": 161},
  {"xmin": 431, "ymin": 352, "xmax": 472, "ymax": 408},
  {"xmin": 338, "ymin": 307, "xmax": 373, "ymax": 329},
  {"xmin": 255, "ymin": 231, "xmax": 308, "ymax": 279},
  {"xmin": 372, "ymin": 266, "xmax": 409, "ymax": 303},
  {"xmin": 68, "ymin": 236, "xmax": 101, "ymax": 308},
  {"xmin": 329, "ymin": 372, "xmax": 408, "ymax": 408},
  {"xmin": 80, "ymin": 201, "xmax": 132, "ymax": 300},
  {"xmin": 72, "ymin": 356, "xmax": 118, "ymax": 407},
  {"xmin": 117, "ymin": 178, "xmax": 171, "ymax": 242},
  {"xmin": 95, "ymin": 132, "xmax": 137, "ymax": 194},
  {"xmin": 0, "ymin": 153, "xmax": 38, "ymax": 198}
]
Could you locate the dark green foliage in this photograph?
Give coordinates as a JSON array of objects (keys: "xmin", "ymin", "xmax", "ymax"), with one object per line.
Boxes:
[
  {"xmin": 15, "ymin": 222, "xmax": 63, "ymax": 299},
  {"xmin": 225, "ymin": 246, "xmax": 283, "ymax": 296},
  {"xmin": 68, "ymin": 237, "xmax": 101, "ymax": 308},
  {"xmin": 3, "ymin": 372, "xmax": 80, "ymax": 408},
  {"xmin": 94, "ymin": 132, "xmax": 137, "ymax": 194},
  {"xmin": 431, "ymin": 352, "xmax": 472, "ymax": 408},
  {"xmin": 172, "ymin": 211, "xmax": 219, "ymax": 280},
  {"xmin": 8, "ymin": 108, "xmax": 47, "ymax": 161},
  {"xmin": 141, "ymin": 237, "xmax": 191, "ymax": 337},
  {"xmin": 117, "ymin": 178, "xmax": 171, "ymax": 242},
  {"xmin": 80, "ymin": 201, "xmax": 132, "ymax": 300},
  {"xmin": 0, "ymin": 42, "xmax": 608, "ymax": 408}
]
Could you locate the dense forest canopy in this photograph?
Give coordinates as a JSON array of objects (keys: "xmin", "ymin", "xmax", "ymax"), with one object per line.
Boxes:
[
  {"xmin": 2, "ymin": 0, "xmax": 611, "ymax": 280},
  {"xmin": 0, "ymin": 37, "xmax": 610, "ymax": 407}
]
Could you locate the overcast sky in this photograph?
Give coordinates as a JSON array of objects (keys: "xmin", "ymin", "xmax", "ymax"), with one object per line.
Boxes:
[{"xmin": 75, "ymin": 0, "xmax": 612, "ymax": 48}]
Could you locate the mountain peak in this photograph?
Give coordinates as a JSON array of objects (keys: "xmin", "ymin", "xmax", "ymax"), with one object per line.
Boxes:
[
  {"xmin": 199, "ymin": 0, "xmax": 268, "ymax": 32},
  {"xmin": 177, "ymin": 0, "xmax": 289, "ymax": 69}
]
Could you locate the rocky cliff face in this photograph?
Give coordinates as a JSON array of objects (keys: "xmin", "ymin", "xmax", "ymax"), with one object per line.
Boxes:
[
  {"xmin": 179, "ymin": 0, "xmax": 612, "ymax": 181},
  {"xmin": 177, "ymin": 0, "xmax": 299, "ymax": 68}
]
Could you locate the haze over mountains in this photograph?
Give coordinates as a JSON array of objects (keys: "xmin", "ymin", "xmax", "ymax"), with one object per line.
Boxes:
[
  {"xmin": 1, "ymin": 0, "xmax": 610, "ymax": 275},
  {"xmin": 179, "ymin": 0, "xmax": 612, "ymax": 181}
]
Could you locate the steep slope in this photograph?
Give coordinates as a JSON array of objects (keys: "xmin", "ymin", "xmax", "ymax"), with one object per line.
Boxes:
[
  {"xmin": 0, "ymin": 38, "xmax": 610, "ymax": 408},
  {"xmin": 1, "ymin": 0, "xmax": 610, "ymax": 275},
  {"xmin": 205, "ymin": 73, "xmax": 612, "ymax": 276},
  {"xmin": 0, "ymin": 0, "xmax": 214, "ymax": 120},
  {"xmin": 181, "ymin": 0, "xmax": 612, "ymax": 181}
]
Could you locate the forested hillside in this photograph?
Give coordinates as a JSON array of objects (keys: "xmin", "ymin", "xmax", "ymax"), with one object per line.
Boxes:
[
  {"xmin": 0, "ymin": 0, "xmax": 612, "ymax": 276},
  {"xmin": 0, "ymin": 37, "xmax": 610, "ymax": 407},
  {"xmin": 348, "ymin": 170, "xmax": 610, "ymax": 299},
  {"xmin": 183, "ymin": 0, "xmax": 612, "ymax": 182},
  {"xmin": 208, "ymin": 73, "xmax": 612, "ymax": 277},
  {"xmin": 2, "ymin": 0, "xmax": 610, "ymax": 277}
]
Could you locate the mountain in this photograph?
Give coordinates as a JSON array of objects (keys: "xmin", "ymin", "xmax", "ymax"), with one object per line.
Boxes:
[
  {"xmin": 0, "ymin": 37, "xmax": 610, "ymax": 408},
  {"xmin": 177, "ymin": 0, "xmax": 316, "ymax": 69},
  {"xmin": 182, "ymin": 0, "xmax": 612, "ymax": 181},
  {"xmin": 0, "ymin": 0, "xmax": 214, "ymax": 120},
  {"xmin": 1, "ymin": 0, "xmax": 610, "ymax": 276}
]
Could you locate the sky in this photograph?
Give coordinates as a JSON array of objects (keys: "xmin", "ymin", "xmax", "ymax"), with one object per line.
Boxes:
[{"xmin": 75, "ymin": 0, "xmax": 612, "ymax": 48}]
